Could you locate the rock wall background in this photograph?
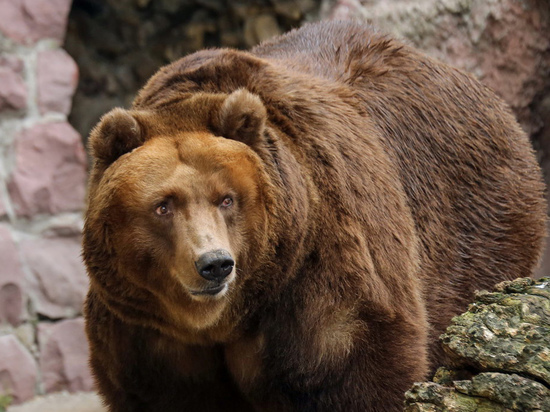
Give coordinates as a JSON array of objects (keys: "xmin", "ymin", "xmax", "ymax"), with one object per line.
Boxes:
[
  {"xmin": 0, "ymin": 0, "xmax": 92, "ymax": 406},
  {"xmin": 0, "ymin": 0, "xmax": 548, "ymax": 407}
]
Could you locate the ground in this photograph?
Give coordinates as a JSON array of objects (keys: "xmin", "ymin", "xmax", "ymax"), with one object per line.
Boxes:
[{"xmin": 6, "ymin": 392, "xmax": 104, "ymax": 412}]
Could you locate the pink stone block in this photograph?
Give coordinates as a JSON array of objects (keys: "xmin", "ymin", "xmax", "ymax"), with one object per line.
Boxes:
[
  {"xmin": 0, "ymin": 226, "xmax": 25, "ymax": 326},
  {"xmin": 8, "ymin": 122, "xmax": 87, "ymax": 217},
  {"xmin": 0, "ymin": 0, "xmax": 72, "ymax": 44},
  {"xmin": 37, "ymin": 50, "xmax": 78, "ymax": 116},
  {"xmin": 0, "ymin": 55, "xmax": 24, "ymax": 73},
  {"xmin": 0, "ymin": 335, "xmax": 38, "ymax": 404},
  {"xmin": 19, "ymin": 236, "xmax": 88, "ymax": 319},
  {"xmin": 0, "ymin": 66, "xmax": 27, "ymax": 111},
  {"xmin": 39, "ymin": 318, "xmax": 94, "ymax": 394}
]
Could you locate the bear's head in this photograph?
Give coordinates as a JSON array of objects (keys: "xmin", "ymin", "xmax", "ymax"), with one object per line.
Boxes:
[{"xmin": 84, "ymin": 89, "xmax": 275, "ymax": 334}]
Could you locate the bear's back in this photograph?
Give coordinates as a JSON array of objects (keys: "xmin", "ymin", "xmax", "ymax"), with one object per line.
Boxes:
[{"xmin": 254, "ymin": 21, "xmax": 547, "ymax": 354}]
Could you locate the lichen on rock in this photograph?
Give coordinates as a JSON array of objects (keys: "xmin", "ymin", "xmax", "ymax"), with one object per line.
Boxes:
[{"xmin": 404, "ymin": 277, "xmax": 550, "ymax": 411}]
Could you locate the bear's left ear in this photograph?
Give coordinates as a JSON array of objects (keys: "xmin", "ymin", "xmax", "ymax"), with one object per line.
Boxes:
[{"xmin": 213, "ymin": 89, "xmax": 267, "ymax": 146}]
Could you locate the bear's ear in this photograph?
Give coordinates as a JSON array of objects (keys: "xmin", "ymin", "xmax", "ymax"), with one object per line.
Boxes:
[
  {"xmin": 89, "ymin": 108, "xmax": 144, "ymax": 166},
  {"xmin": 213, "ymin": 89, "xmax": 267, "ymax": 146}
]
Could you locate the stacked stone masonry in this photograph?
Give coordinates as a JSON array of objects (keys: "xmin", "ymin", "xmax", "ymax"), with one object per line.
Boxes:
[
  {"xmin": 0, "ymin": 0, "xmax": 549, "ymax": 408},
  {"xmin": 0, "ymin": 0, "xmax": 92, "ymax": 405}
]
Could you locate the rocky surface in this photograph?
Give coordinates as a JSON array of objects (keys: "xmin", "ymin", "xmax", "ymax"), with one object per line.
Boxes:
[
  {"xmin": 8, "ymin": 122, "xmax": 87, "ymax": 217},
  {"xmin": 0, "ymin": 0, "xmax": 72, "ymax": 45},
  {"xmin": 404, "ymin": 277, "xmax": 550, "ymax": 411},
  {"xmin": 20, "ymin": 236, "xmax": 87, "ymax": 319},
  {"xmin": 0, "ymin": 226, "xmax": 25, "ymax": 326},
  {"xmin": 0, "ymin": 336, "xmax": 38, "ymax": 405},
  {"xmin": 37, "ymin": 50, "xmax": 79, "ymax": 115},
  {"xmin": 0, "ymin": 0, "xmax": 90, "ymax": 405},
  {"xmin": 38, "ymin": 319, "xmax": 94, "ymax": 394},
  {"xmin": 0, "ymin": 62, "xmax": 27, "ymax": 112}
]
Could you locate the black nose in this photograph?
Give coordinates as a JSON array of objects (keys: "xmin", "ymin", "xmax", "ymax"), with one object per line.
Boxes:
[{"xmin": 195, "ymin": 250, "xmax": 234, "ymax": 281}]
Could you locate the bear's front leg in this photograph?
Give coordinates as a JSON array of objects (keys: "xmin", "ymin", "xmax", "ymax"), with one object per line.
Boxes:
[
  {"xmin": 226, "ymin": 303, "xmax": 428, "ymax": 412},
  {"xmin": 85, "ymin": 293, "xmax": 253, "ymax": 412}
]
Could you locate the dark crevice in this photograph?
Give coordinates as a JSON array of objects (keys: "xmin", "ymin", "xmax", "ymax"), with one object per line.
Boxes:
[{"xmin": 64, "ymin": 0, "xmax": 320, "ymax": 141}]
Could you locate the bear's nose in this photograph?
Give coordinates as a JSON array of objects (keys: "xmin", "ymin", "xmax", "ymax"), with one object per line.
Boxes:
[{"xmin": 195, "ymin": 249, "xmax": 235, "ymax": 281}]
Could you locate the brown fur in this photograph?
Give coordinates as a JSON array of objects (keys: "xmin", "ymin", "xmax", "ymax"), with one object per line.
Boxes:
[{"xmin": 83, "ymin": 21, "xmax": 547, "ymax": 412}]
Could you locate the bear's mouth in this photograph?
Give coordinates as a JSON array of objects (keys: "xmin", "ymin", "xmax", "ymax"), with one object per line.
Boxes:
[{"xmin": 189, "ymin": 283, "xmax": 228, "ymax": 297}]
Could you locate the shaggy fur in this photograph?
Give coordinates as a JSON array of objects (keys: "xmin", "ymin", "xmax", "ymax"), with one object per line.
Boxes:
[{"xmin": 83, "ymin": 21, "xmax": 547, "ymax": 412}]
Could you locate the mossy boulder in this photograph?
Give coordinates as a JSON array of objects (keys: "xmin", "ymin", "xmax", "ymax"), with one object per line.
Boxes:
[{"xmin": 405, "ymin": 277, "xmax": 550, "ymax": 411}]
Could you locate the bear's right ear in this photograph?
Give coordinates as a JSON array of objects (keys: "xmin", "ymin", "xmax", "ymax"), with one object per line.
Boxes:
[{"xmin": 89, "ymin": 108, "xmax": 144, "ymax": 166}]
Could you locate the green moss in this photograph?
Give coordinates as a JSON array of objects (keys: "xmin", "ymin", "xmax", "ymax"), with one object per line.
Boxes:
[
  {"xmin": 405, "ymin": 277, "xmax": 550, "ymax": 411},
  {"xmin": 0, "ymin": 394, "xmax": 13, "ymax": 412}
]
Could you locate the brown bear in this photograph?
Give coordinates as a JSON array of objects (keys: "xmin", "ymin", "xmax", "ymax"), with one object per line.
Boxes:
[{"xmin": 82, "ymin": 21, "xmax": 547, "ymax": 412}]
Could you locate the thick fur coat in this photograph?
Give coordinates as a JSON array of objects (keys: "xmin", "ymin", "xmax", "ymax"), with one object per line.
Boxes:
[{"xmin": 83, "ymin": 21, "xmax": 547, "ymax": 411}]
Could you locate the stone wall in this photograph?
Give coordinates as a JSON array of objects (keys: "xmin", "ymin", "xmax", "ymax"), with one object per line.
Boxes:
[
  {"xmin": 0, "ymin": 0, "xmax": 92, "ymax": 405},
  {"xmin": 0, "ymin": 0, "xmax": 548, "ymax": 407}
]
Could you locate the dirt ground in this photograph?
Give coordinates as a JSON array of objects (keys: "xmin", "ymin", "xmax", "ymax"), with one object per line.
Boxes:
[{"xmin": 7, "ymin": 392, "xmax": 106, "ymax": 412}]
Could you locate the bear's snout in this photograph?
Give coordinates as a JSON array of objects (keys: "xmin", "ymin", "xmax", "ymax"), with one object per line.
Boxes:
[{"xmin": 194, "ymin": 249, "xmax": 235, "ymax": 282}]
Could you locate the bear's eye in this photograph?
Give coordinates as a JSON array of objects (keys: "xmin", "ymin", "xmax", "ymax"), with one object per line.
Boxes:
[
  {"xmin": 220, "ymin": 196, "xmax": 233, "ymax": 209},
  {"xmin": 155, "ymin": 201, "xmax": 172, "ymax": 216}
]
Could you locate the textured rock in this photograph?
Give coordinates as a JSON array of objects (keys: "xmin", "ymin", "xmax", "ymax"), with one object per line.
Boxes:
[
  {"xmin": 441, "ymin": 277, "xmax": 550, "ymax": 385},
  {"xmin": 0, "ymin": 65, "xmax": 27, "ymax": 112},
  {"xmin": 0, "ymin": 226, "xmax": 25, "ymax": 326},
  {"xmin": 471, "ymin": 0, "xmax": 550, "ymax": 137},
  {"xmin": 456, "ymin": 372, "xmax": 550, "ymax": 411},
  {"xmin": 0, "ymin": 335, "xmax": 38, "ymax": 404},
  {"xmin": 0, "ymin": 56, "xmax": 23, "ymax": 73},
  {"xmin": 37, "ymin": 50, "xmax": 78, "ymax": 116},
  {"xmin": 0, "ymin": 0, "xmax": 72, "ymax": 44},
  {"xmin": 38, "ymin": 318, "xmax": 94, "ymax": 394},
  {"xmin": 19, "ymin": 236, "xmax": 87, "ymax": 319},
  {"xmin": 406, "ymin": 371, "xmax": 550, "ymax": 411},
  {"xmin": 405, "ymin": 380, "xmax": 503, "ymax": 411},
  {"xmin": 404, "ymin": 277, "xmax": 550, "ymax": 411},
  {"xmin": 8, "ymin": 122, "xmax": 87, "ymax": 217},
  {"xmin": 7, "ymin": 392, "xmax": 105, "ymax": 412}
]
